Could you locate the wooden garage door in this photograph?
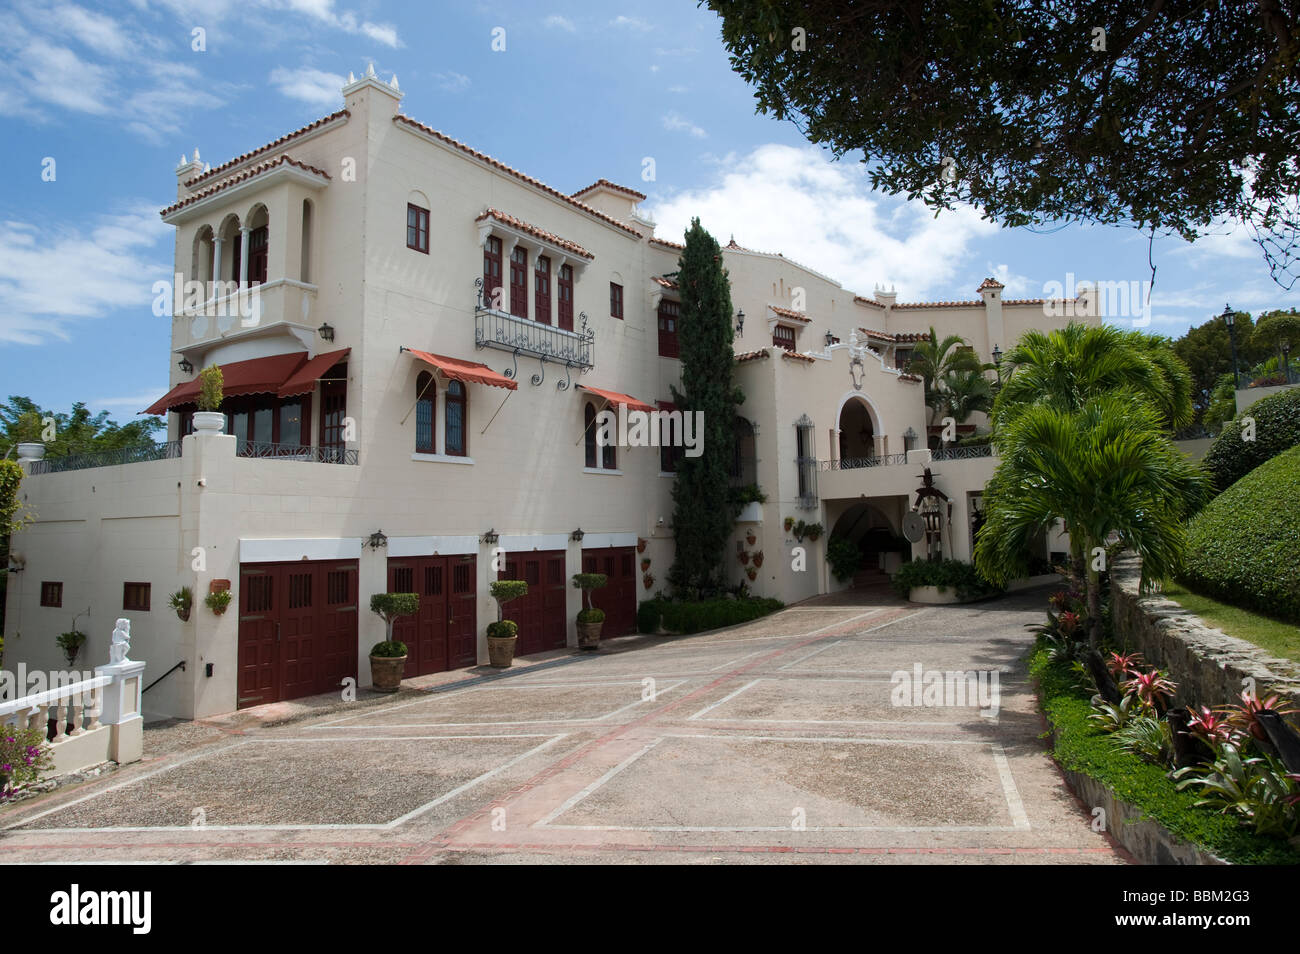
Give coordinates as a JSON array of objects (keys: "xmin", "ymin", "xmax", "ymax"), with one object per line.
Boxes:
[
  {"xmin": 387, "ymin": 555, "xmax": 478, "ymax": 675},
  {"xmin": 582, "ymin": 546, "xmax": 637, "ymax": 637},
  {"xmin": 237, "ymin": 560, "xmax": 358, "ymax": 708},
  {"xmin": 500, "ymin": 550, "xmax": 567, "ymax": 657}
]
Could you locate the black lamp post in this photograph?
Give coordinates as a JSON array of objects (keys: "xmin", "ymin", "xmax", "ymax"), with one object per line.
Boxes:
[
  {"xmin": 990, "ymin": 344, "xmax": 1002, "ymax": 386},
  {"xmin": 734, "ymin": 309, "xmax": 744, "ymax": 336},
  {"xmin": 1223, "ymin": 304, "xmax": 1240, "ymax": 390}
]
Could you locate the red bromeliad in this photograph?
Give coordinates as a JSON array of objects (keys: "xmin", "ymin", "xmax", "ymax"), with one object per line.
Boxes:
[
  {"xmin": 1106, "ymin": 650, "xmax": 1145, "ymax": 680},
  {"xmin": 1121, "ymin": 668, "xmax": 1178, "ymax": 713}
]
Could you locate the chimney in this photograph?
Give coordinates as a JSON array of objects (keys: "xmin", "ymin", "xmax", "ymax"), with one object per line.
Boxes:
[
  {"xmin": 874, "ymin": 284, "xmax": 897, "ymax": 307},
  {"xmin": 342, "ymin": 62, "xmax": 403, "ymax": 119},
  {"xmin": 175, "ymin": 148, "xmax": 204, "ymax": 198}
]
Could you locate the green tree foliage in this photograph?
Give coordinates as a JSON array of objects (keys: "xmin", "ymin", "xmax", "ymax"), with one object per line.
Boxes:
[
  {"xmin": 1202, "ymin": 386, "xmax": 1300, "ymax": 491},
  {"xmin": 1172, "ymin": 310, "xmax": 1268, "ymax": 421},
  {"xmin": 0, "ymin": 397, "xmax": 164, "ymax": 460},
  {"xmin": 1253, "ymin": 309, "xmax": 1300, "ymax": 373},
  {"xmin": 935, "ymin": 367, "xmax": 995, "ymax": 424},
  {"xmin": 668, "ymin": 219, "xmax": 742, "ymax": 596},
  {"xmin": 708, "ymin": 2, "xmax": 1300, "ymax": 282},
  {"xmin": 905, "ymin": 327, "xmax": 984, "ymax": 424},
  {"xmin": 1203, "ymin": 373, "xmax": 1239, "ymax": 436}
]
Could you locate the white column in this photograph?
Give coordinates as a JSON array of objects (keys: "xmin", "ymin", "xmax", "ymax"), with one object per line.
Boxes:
[
  {"xmin": 239, "ymin": 227, "xmax": 251, "ymax": 291},
  {"xmin": 211, "ymin": 237, "xmax": 225, "ymax": 296}
]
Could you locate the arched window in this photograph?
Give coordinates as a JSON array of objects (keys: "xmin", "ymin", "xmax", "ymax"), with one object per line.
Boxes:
[
  {"xmin": 415, "ymin": 372, "xmax": 436, "ymax": 453},
  {"xmin": 445, "ymin": 380, "xmax": 467, "ymax": 456},
  {"xmin": 584, "ymin": 402, "xmax": 598, "ymax": 468}
]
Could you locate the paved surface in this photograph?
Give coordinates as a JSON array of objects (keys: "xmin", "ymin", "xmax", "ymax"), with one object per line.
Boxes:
[{"xmin": 0, "ymin": 587, "xmax": 1129, "ymax": 864}]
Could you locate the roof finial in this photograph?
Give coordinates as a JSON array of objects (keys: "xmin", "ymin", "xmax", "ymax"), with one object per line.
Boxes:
[
  {"xmin": 192, "ymin": 148, "xmax": 200, "ymax": 162},
  {"xmin": 347, "ymin": 70, "xmax": 355, "ymax": 83},
  {"xmin": 365, "ymin": 62, "xmax": 376, "ymax": 78},
  {"xmin": 390, "ymin": 74, "xmax": 399, "ymax": 90}
]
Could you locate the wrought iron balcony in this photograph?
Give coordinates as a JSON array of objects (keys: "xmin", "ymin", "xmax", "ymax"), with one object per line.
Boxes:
[
  {"xmin": 27, "ymin": 441, "xmax": 183, "ymax": 475},
  {"xmin": 819, "ymin": 453, "xmax": 908, "ymax": 471},
  {"xmin": 474, "ymin": 279, "xmax": 593, "ymax": 386},
  {"xmin": 237, "ymin": 441, "xmax": 358, "ymax": 464},
  {"xmin": 931, "ymin": 445, "xmax": 996, "ymax": 461}
]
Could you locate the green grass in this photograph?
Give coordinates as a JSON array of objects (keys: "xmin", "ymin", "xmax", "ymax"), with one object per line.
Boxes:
[
  {"xmin": 1030, "ymin": 642, "xmax": 1300, "ymax": 865},
  {"xmin": 1160, "ymin": 581, "xmax": 1300, "ymax": 664}
]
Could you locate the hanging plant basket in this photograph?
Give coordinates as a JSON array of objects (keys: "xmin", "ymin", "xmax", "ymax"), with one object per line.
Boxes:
[
  {"xmin": 643, "ymin": 573, "xmax": 655, "ymax": 589},
  {"xmin": 753, "ymin": 551, "xmax": 764, "ymax": 568},
  {"xmin": 641, "ymin": 558, "xmax": 651, "ymax": 572},
  {"xmin": 745, "ymin": 566, "xmax": 758, "ymax": 581},
  {"xmin": 783, "ymin": 516, "xmax": 795, "ymax": 532},
  {"xmin": 746, "ymin": 531, "xmax": 756, "ymax": 546},
  {"xmin": 637, "ymin": 538, "xmax": 647, "ymax": 553},
  {"xmin": 739, "ymin": 551, "xmax": 750, "ymax": 565}
]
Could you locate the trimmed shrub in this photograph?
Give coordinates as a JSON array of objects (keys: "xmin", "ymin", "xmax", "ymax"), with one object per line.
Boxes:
[
  {"xmin": 576, "ymin": 607, "xmax": 605, "ymax": 625},
  {"xmin": 637, "ymin": 596, "xmax": 782, "ymax": 635},
  {"xmin": 890, "ymin": 559, "xmax": 1003, "ymax": 601},
  {"xmin": 1202, "ymin": 386, "xmax": 1300, "ymax": 492},
  {"xmin": 369, "ymin": 640, "xmax": 407, "ymax": 657},
  {"xmin": 826, "ymin": 536, "xmax": 861, "ymax": 582},
  {"xmin": 486, "ymin": 620, "xmax": 518, "ymax": 639},
  {"xmin": 1180, "ymin": 444, "xmax": 1300, "ymax": 624}
]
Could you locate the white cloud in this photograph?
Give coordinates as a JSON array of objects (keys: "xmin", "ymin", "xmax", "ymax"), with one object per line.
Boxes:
[
  {"xmin": 544, "ymin": 14, "xmax": 576, "ymax": 32},
  {"xmin": 646, "ymin": 144, "xmax": 998, "ymax": 299},
  {"xmin": 667, "ymin": 85, "xmax": 688, "ymax": 93},
  {"xmin": 270, "ymin": 66, "xmax": 347, "ymax": 106},
  {"xmin": 986, "ymin": 263, "xmax": 1032, "ymax": 296},
  {"xmin": 360, "ymin": 21, "xmax": 399, "ymax": 47},
  {"xmin": 433, "ymin": 71, "xmax": 471, "ymax": 92},
  {"xmin": 610, "ymin": 15, "xmax": 651, "ymax": 30},
  {"xmin": 662, "ymin": 111, "xmax": 706, "ymax": 138},
  {"xmin": 0, "ymin": 206, "xmax": 172, "ymax": 345},
  {"xmin": 52, "ymin": 2, "xmax": 134, "ymax": 57}
]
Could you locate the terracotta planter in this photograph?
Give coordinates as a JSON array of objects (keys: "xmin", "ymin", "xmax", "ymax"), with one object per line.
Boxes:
[
  {"xmin": 369, "ymin": 653, "xmax": 407, "ymax": 692},
  {"xmin": 746, "ymin": 533, "xmax": 756, "ymax": 546},
  {"xmin": 640, "ymin": 559, "xmax": 651, "ymax": 572},
  {"xmin": 637, "ymin": 538, "xmax": 647, "ymax": 553},
  {"xmin": 487, "ymin": 635, "xmax": 517, "ymax": 668},
  {"xmin": 745, "ymin": 567, "xmax": 758, "ymax": 581},
  {"xmin": 175, "ymin": 607, "xmax": 191, "ymax": 622},
  {"xmin": 577, "ymin": 619, "xmax": 603, "ymax": 650},
  {"xmin": 753, "ymin": 552, "xmax": 764, "ymax": 568}
]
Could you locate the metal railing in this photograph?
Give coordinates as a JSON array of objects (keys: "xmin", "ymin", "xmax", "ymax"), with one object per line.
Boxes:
[
  {"xmin": 26, "ymin": 440, "xmax": 183, "ymax": 475},
  {"xmin": 931, "ymin": 445, "xmax": 996, "ymax": 461},
  {"xmin": 475, "ymin": 279, "xmax": 594, "ymax": 374},
  {"xmin": 819, "ymin": 453, "xmax": 908, "ymax": 471},
  {"xmin": 237, "ymin": 441, "xmax": 358, "ymax": 464}
]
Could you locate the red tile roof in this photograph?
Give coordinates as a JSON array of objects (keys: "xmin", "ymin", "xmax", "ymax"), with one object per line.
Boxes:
[
  {"xmin": 770, "ymin": 305, "xmax": 812, "ymax": 324},
  {"xmin": 394, "ymin": 115, "xmax": 643, "ymax": 239},
  {"xmin": 852, "ymin": 295, "xmax": 888, "ymax": 310},
  {"xmin": 734, "ymin": 349, "xmax": 771, "ymax": 363},
  {"xmin": 780, "ymin": 350, "xmax": 816, "ymax": 363},
  {"xmin": 652, "ymin": 276, "xmax": 678, "ymax": 289},
  {"xmin": 1003, "ymin": 298, "xmax": 1075, "ymax": 306},
  {"xmin": 898, "ymin": 372, "xmax": 923, "ymax": 382},
  {"xmin": 183, "ymin": 109, "xmax": 349, "ymax": 188},
  {"xmin": 858, "ymin": 328, "xmax": 931, "ymax": 343},
  {"xmin": 892, "ymin": 300, "xmax": 984, "ymax": 309},
  {"xmin": 571, "ymin": 179, "xmax": 647, "ymax": 202},
  {"xmin": 977, "ymin": 277, "xmax": 1005, "ymax": 290},
  {"xmin": 650, "ymin": 237, "xmax": 685, "ymax": 251},
  {"xmin": 476, "ymin": 209, "xmax": 594, "ymax": 260},
  {"xmin": 161, "ymin": 155, "xmax": 330, "ymax": 217}
]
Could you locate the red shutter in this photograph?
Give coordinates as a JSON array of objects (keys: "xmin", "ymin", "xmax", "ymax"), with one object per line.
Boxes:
[
  {"xmin": 535, "ymin": 256, "xmax": 551, "ymax": 325},
  {"xmin": 483, "ymin": 237, "xmax": 503, "ymax": 308},
  {"xmin": 510, "ymin": 246, "xmax": 528, "ymax": 318},
  {"xmin": 558, "ymin": 265, "xmax": 574, "ymax": 330},
  {"xmin": 658, "ymin": 300, "xmax": 679, "ymax": 358},
  {"xmin": 773, "ymin": 325, "xmax": 796, "ymax": 351}
]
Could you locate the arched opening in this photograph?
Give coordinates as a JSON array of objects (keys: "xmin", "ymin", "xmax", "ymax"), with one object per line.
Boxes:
[
  {"xmin": 245, "ymin": 204, "xmax": 269, "ymax": 285},
  {"xmin": 730, "ymin": 416, "xmax": 756, "ymax": 487},
  {"xmin": 300, "ymin": 199, "xmax": 313, "ymax": 283},
  {"xmin": 830, "ymin": 502, "xmax": 906, "ymax": 580},
  {"xmin": 192, "ymin": 226, "xmax": 214, "ymax": 287},
  {"xmin": 837, "ymin": 397, "xmax": 875, "ymax": 462},
  {"xmin": 215, "ymin": 214, "xmax": 241, "ymax": 288}
]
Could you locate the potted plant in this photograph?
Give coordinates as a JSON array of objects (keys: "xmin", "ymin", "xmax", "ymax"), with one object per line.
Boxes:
[
  {"xmin": 745, "ymin": 530, "xmax": 757, "ymax": 546},
  {"xmin": 487, "ymin": 580, "xmax": 528, "ymax": 668},
  {"xmin": 739, "ymin": 550, "xmax": 750, "ymax": 565},
  {"xmin": 745, "ymin": 566, "xmax": 758, "ymax": 581},
  {"xmin": 637, "ymin": 537, "xmax": 647, "ymax": 553},
  {"xmin": 369, "ymin": 592, "xmax": 418, "ymax": 691},
  {"xmin": 205, "ymin": 589, "xmax": 232, "ymax": 615},
  {"xmin": 783, "ymin": 516, "xmax": 795, "ymax": 532},
  {"xmin": 57, "ymin": 630, "xmax": 86, "ymax": 667},
  {"xmin": 193, "ymin": 364, "xmax": 225, "ymax": 435},
  {"xmin": 805, "ymin": 522, "xmax": 824, "ymax": 542},
  {"xmin": 643, "ymin": 573, "xmax": 655, "ymax": 589},
  {"xmin": 753, "ymin": 551, "xmax": 764, "ymax": 568},
  {"xmin": 640, "ymin": 558, "xmax": 651, "ymax": 572},
  {"xmin": 168, "ymin": 586, "xmax": 193, "ymax": 622},
  {"xmin": 572, "ymin": 572, "xmax": 609, "ymax": 650}
]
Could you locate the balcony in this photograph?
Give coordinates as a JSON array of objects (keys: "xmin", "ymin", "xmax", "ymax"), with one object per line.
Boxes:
[
  {"xmin": 474, "ymin": 280, "xmax": 594, "ymax": 382},
  {"xmin": 172, "ymin": 279, "xmax": 321, "ymax": 356},
  {"xmin": 819, "ymin": 453, "xmax": 909, "ymax": 471},
  {"xmin": 236, "ymin": 440, "xmax": 357, "ymax": 464},
  {"xmin": 26, "ymin": 441, "xmax": 183, "ymax": 475}
]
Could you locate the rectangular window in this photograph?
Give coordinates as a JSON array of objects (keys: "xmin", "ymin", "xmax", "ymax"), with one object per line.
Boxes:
[
  {"xmin": 773, "ymin": 325, "xmax": 796, "ymax": 351},
  {"xmin": 610, "ymin": 282, "xmax": 623, "ymax": 320},
  {"xmin": 123, "ymin": 582, "xmax": 151, "ymax": 612},
  {"xmin": 657, "ymin": 401, "xmax": 684, "ymax": 473},
  {"xmin": 795, "ymin": 420, "xmax": 817, "ymax": 507},
  {"xmin": 278, "ymin": 399, "xmax": 304, "ymax": 449},
  {"xmin": 248, "ymin": 226, "xmax": 268, "ymax": 285},
  {"xmin": 895, "ymin": 349, "xmax": 913, "ymax": 371},
  {"xmin": 445, "ymin": 381, "xmax": 467, "ymax": 456},
  {"xmin": 40, "ymin": 581, "xmax": 63, "ymax": 607},
  {"xmin": 558, "ymin": 264, "xmax": 574, "ymax": 330},
  {"xmin": 319, "ymin": 376, "xmax": 347, "ymax": 457},
  {"xmin": 510, "ymin": 246, "xmax": 528, "ymax": 318},
  {"xmin": 535, "ymin": 256, "xmax": 551, "ymax": 325},
  {"xmin": 406, "ymin": 204, "xmax": 429, "ymax": 253},
  {"xmin": 657, "ymin": 299, "xmax": 680, "ymax": 358},
  {"xmin": 483, "ymin": 236, "xmax": 503, "ymax": 307}
]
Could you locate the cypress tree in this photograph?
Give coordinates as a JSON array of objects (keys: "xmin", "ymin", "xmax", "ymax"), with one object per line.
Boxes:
[{"xmin": 668, "ymin": 219, "xmax": 742, "ymax": 596}]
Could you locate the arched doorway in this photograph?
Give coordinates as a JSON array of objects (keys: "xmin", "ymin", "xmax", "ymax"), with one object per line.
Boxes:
[
  {"xmin": 837, "ymin": 397, "xmax": 875, "ymax": 462},
  {"xmin": 829, "ymin": 501, "xmax": 904, "ymax": 579}
]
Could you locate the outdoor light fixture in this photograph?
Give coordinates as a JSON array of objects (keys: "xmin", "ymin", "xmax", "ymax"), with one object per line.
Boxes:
[
  {"xmin": 366, "ymin": 530, "xmax": 388, "ymax": 550},
  {"xmin": 991, "ymin": 344, "xmax": 1002, "ymax": 365},
  {"xmin": 570, "ymin": 528, "xmax": 584, "ymax": 542},
  {"xmin": 1223, "ymin": 303, "xmax": 1240, "ymax": 390},
  {"xmin": 825, "ymin": 329, "xmax": 835, "ymax": 347},
  {"xmin": 178, "ymin": 358, "xmax": 194, "ymax": 374},
  {"xmin": 735, "ymin": 309, "xmax": 745, "ymax": 335},
  {"xmin": 481, "ymin": 528, "xmax": 499, "ymax": 545},
  {"xmin": 903, "ymin": 426, "xmax": 917, "ymax": 451},
  {"xmin": 318, "ymin": 322, "xmax": 335, "ymax": 342}
]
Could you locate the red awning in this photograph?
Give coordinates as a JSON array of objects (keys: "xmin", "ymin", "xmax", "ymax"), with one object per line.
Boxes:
[
  {"xmin": 577, "ymin": 384, "xmax": 654, "ymax": 413},
  {"xmin": 142, "ymin": 352, "xmax": 309, "ymax": 415},
  {"xmin": 278, "ymin": 347, "xmax": 350, "ymax": 397},
  {"xmin": 403, "ymin": 347, "xmax": 518, "ymax": 391}
]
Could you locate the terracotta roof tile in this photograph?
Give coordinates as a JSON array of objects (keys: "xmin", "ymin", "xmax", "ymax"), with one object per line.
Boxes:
[
  {"xmin": 898, "ymin": 373, "xmax": 923, "ymax": 382},
  {"xmin": 475, "ymin": 209, "xmax": 593, "ymax": 259},
  {"xmin": 892, "ymin": 300, "xmax": 984, "ymax": 309},
  {"xmin": 183, "ymin": 110, "xmax": 349, "ymax": 188},
  {"xmin": 650, "ymin": 237, "xmax": 685, "ymax": 251},
  {"xmin": 652, "ymin": 276, "xmax": 678, "ymax": 289},
  {"xmin": 394, "ymin": 115, "xmax": 643, "ymax": 239},
  {"xmin": 852, "ymin": 295, "xmax": 888, "ymax": 310},
  {"xmin": 770, "ymin": 305, "xmax": 812, "ymax": 324},
  {"xmin": 161, "ymin": 155, "xmax": 330, "ymax": 217},
  {"xmin": 858, "ymin": 327, "xmax": 931, "ymax": 343},
  {"xmin": 571, "ymin": 178, "xmax": 647, "ymax": 202},
  {"xmin": 977, "ymin": 277, "xmax": 1005, "ymax": 290},
  {"xmin": 780, "ymin": 350, "xmax": 816, "ymax": 363},
  {"xmin": 734, "ymin": 349, "xmax": 771, "ymax": 363}
]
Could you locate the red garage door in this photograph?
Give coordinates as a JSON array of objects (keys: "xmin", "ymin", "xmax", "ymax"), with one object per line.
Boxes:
[
  {"xmin": 582, "ymin": 546, "xmax": 637, "ymax": 637},
  {"xmin": 237, "ymin": 560, "xmax": 358, "ymax": 708},
  {"xmin": 499, "ymin": 550, "xmax": 567, "ymax": 656},
  {"xmin": 387, "ymin": 554, "xmax": 478, "ymax": 675}
]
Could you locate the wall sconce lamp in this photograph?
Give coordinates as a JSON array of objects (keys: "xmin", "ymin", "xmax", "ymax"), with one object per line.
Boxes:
[
  {"xmin": 570, "ymin": 528, "xmax": 584, "ymax": 542},
  {"xmin": 825, "ymin": 329, "xmax": 835, "ymax": 347},
  {"xmin": 481, "ymin": 528, "xmax": 499, "ymax": 545},
  {"xmin": 366, "ymin": 529, "xmax": 388, "ymax": 550},
  {"xmin": 318, "ymin": 322, "xmax": 335, "ymax": 342},
  {"xmin": 178, "ymin": 358, "xmax": 194, "ymax": 374},
  {"xmin": 734, "ymin": 309, "xmax": 744, "ymax": 336}
]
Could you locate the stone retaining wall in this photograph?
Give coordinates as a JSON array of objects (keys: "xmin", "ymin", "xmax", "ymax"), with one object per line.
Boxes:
[{"xmin": 1110, "ymin": 558, "xmax": 1300, "ymax": 714}]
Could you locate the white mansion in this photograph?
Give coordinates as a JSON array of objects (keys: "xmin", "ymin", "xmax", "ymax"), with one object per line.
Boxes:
[{"xmin": 3, "ymin": 68, "xmax": 1092, "ymax": 719}]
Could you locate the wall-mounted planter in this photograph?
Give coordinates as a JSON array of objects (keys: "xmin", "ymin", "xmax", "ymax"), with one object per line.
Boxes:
[{"xmin": 735, "ymin": 502, "xmax": 763, "ymax": 523}]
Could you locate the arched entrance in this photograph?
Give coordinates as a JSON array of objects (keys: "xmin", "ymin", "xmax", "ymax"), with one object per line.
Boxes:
[
  {"xmin": 830, "ymin": 501, "xmax": 904, "ymax": 578},
  {"xmin": 837, "ymin": 396, "xmax": 876, "ymax": 462}
]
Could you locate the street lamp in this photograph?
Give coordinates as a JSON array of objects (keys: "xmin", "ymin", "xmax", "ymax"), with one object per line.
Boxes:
[
  {"xmin": 734, "ymin": 309, "xmax": 745, "ymax": 336},
  {"xmin": 1223, "ymin": 304, "xmax": 1240, "ymax": 390},
  {"xmin": 825, "ymin": 329, "xmax": 835, "ymax": 348},
  {"xmin": 990, "ymin": 344, "xmax": 1002, "ymax": 386}
]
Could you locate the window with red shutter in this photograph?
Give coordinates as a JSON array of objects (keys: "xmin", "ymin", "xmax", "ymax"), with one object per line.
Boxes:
[
  {"xmin": 406, "ymin": 204, "xmax": 429, "ymax": 253},
  {"xmin": 510, "ymin": 246, "xmax": 528, "ymax": 318},
  {"xmin": 610, "ymin": 282, "xmax": 623, "ymax": 320},
  {"xmin": 558, "ymin": 264, "xmax": 574, "ymax": 330},
  {"xmin": 535, "ymin": 256, "xmax": 551, "ymax": 325},
  {"xmin": 773, "ymin": 324, "xmax": 796, "ymax": 351},
  {"xmin": 483, "ymin": 236, "xmax": 503, "ymax": 308},
  {"xmin": 657, "ymin": 299, "xmax": 680, "ymax": 358}
]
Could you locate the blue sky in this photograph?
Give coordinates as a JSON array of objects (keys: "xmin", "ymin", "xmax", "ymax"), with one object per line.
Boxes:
[{"xmin": 1, "ymin": 0, "xmax": 1295, "ymax": 420}]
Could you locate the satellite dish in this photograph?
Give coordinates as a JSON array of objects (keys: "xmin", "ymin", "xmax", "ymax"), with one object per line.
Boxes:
[{"xmin": 902, "ymin": 511, "xmax": 926, "ymax": 543}]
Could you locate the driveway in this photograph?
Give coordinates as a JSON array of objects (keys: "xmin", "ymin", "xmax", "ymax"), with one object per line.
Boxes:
[{"xmin": 0, "ymin": 588, "xmax": 1128, "ymax": 864}]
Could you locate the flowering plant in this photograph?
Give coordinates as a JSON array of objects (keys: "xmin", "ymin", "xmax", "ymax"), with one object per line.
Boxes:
[{"xmin": 0, "ymin": 726, "xmax": 53, "ymax": 800}]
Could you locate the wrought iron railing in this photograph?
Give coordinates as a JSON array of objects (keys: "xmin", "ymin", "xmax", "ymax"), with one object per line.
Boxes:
[
  {"xmin": 931, "ymin": 445, "xmax": 996, "ymax": 461},
  {"xmin": 26, "ymin": 440, "xmax": 182, "ymax": 475},
  {"xmin": 237, "ymin": 441, "xmax": 358, "ymax": 464},
  {"xmin": 474, "ymin": 278, "xmax": 594, "ymax": 382},
  {"xmin": 819, "ymin": 453, "xmax": 908, "ymax": 471}
]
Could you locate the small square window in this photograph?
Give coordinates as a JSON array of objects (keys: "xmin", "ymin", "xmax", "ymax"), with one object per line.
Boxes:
[
  {"xmin": 123, "ymin": 582, "xmax": 151, "ymax": 612},
  {"xmin": 610, "ymin": 282, "xmax": 624, "ymax": 320},
  {"xmin": 40, "ymin": 581, "xmax": 63, "ymax": 607},
  {"xmin": 406, "ymin": 204, "xmax": 430, "ymax": 253}
]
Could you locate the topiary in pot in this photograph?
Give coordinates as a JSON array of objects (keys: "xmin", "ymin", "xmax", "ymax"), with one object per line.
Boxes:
[
  {"xmin": 369, "ymin": 592, "xmax": 418, "ymax": 690},
  {"xmin": 488, "ymin": 580, "xmax": 528, "ymax": 667},
  {"xmin": 572, "ymin": 572, "xmax": 608, "ymax": 650},
  {"xmin": 193, "ymin": 364, "xmax": 226, "ymax": 434}
]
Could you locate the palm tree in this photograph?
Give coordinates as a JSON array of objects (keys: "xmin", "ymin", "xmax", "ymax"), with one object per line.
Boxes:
[
  {"xmin": 906, "ymin": 327, "xmax": 985, "ymax": 424},
  {"xmin": 975, "ymin": 394, "xmax": 1209, "ymax": 648},
  {"xmin": 935, "ymin": 367, "xmax": 995, "ymax": 424}
]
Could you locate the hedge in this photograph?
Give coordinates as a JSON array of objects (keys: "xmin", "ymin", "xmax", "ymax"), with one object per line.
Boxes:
[
  {"xmin": 1180, "ymin": 444, "xmax": 1300, "ymax": 624},
  {"xmin": 889, "ymin": 558, "xmax": 1003, "ymax": 601},
  {"xmin": 1030, "ymin": 642, "xmax": 1300, "ymax": 865},
  {"xmin": 638, "ymin": 597, "xmax": 784, "ymax": 635},
  {"xmin": 1202, "ymin": 385, "xmax": 1300, "ymax": 492}
]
